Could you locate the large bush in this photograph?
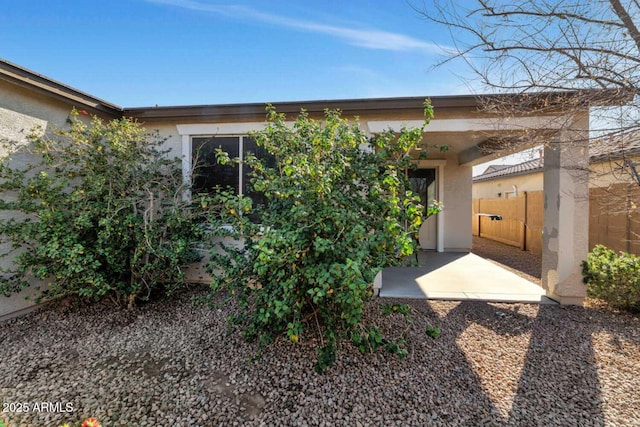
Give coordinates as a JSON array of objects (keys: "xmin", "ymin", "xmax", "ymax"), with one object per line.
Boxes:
[
  {"xmin": 582, "ymin": 244, "xmax": 640, "ymax": 310},
  {"xmin": 205, "ymin": 102, "xmax": 442, "ymax": 371},
  {"xmin": 0, "ymin": 110, "xmax": 204, "ymax": 308}
]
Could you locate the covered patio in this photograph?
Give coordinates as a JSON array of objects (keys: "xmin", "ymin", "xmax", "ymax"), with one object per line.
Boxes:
[
  {"xmin": 377, "ymin": 236, "xmax": 557, "ymax": 303},
  {"xmin": 379, "ymin": 250, "xmax": 555, "ymax": 303}
]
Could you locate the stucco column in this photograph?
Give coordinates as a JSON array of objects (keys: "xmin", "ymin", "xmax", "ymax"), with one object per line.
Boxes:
[{"xmin": 542, "ymin": 115, "xmax": 590, "ymax": 305}]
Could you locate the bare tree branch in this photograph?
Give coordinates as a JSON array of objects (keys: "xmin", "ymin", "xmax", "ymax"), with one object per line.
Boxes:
[
  {"xmin": 610, "ymin": 0, "xmax": 640, "ymax": 51},
  {"xmin": 414, "ymin": 0, "xmax": 640, "ymax": 241}
]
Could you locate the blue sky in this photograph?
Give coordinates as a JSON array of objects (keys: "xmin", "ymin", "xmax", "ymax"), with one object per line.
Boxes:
[{"xmin": 0, "ymin": 0, "xmax": 475, "ymax": 108}]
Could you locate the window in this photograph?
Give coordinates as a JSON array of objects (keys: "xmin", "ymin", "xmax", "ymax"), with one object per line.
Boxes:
[
  {"xmin": 192, "ymin": 136, "xmax": 239, "ymax": 195},
  {"xmin": 408, "ymin": 168, "xmax": 437, "ymax": 217},
  {"xmin": 191, "ymin": 135, "xmax": 275, "ymax": 213}
]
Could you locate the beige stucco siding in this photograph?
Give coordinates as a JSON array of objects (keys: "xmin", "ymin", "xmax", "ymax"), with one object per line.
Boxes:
[
  {"xmin": 1, "ymin": 81, "xmax": 63, "ymax": 120},
  {"xmin": 443, "ymin": 160, "xmax": 473, "ymax": 251},
  {"xmin": 590, "ymin": 157, "xmax": 640, "ymax": 188},
  {"xmin": 473, "ymin": 171, "xmax": 544, "ymax": 199},
  {"xmin": 0, "ymin": 82, "xmax": 83, "ymax": 320},
  {"xmin": 139, "ymin": 122, "xmax": 183, "ymax": 160},
  {"xmin": 473, "ymin": 156, "xmax": 640, "ymax": 200}
]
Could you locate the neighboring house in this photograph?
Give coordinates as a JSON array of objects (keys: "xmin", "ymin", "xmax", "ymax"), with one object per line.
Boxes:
[
  {"xmin": 473, "ymin": 155, "xmax": 544, "ymax": 199},
  {"xmin": 589, "ymin": 132, "xmax": 640, "ymax": 188},
  {"xmin": 587, "ymin": 132, "xmax": 640, "ymax": 254},
  {"xmin": 472, "ymin": 136, "xmax": 640, "ymax": 254},
  {"xmin": 0, "ymin": 58, "xmax": 630, "ymax": 315}
]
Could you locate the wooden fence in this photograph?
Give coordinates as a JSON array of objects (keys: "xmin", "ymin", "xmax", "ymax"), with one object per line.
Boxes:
[
  {"xmin": 472, "ymin": 191, "xmax": 543, "ymax": 253},
  {"xmin": 589, "ymin": 184, "xmax": 640, "ymax": 255},
  {"xmin": 473, "ymin": 185, "xmax": 640, "ymax": 255}
]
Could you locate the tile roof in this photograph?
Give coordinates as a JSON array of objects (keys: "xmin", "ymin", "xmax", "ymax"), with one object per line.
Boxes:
[
  {"xmin": 482, "ymin": 164, "xmax": 512, "ymax": 174},
  {"xmin": 473, "ymin": 158, "xmax": 543, "ymax": 182},
  {"xmin": 589, "ymin": 131, "xmax": 640, "ymax": 162},
  {"xmin": 474, "ymin": 131, "xmax": 640, "ymax": 182}
]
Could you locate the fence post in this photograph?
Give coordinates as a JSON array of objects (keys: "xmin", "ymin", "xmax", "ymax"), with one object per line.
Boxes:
[
  {"xmin": 520, "ymin": 192, "xmax": 528, "ymax": 251},
  {"xmin": 478, "ymin": 199, "xmax": 482, "ymax": 238},
  {"xmin": 626, "ymin": 185, "xmax": 632, "ymax": 254}
]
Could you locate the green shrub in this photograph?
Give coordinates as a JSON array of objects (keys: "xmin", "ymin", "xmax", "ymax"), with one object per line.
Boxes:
[
  {"xmin": 426, "ymin": 325, "xmax": 442, "ymax": 339},
  {"xmin": 582, "ymin": 244, "xmax": 640, "ymax": 310},
  {"xmin": 0, "ymin": 110, "xmax": 204, "ymax": 308},
  {"xmin": 206, "ymin": 102, "xmax": 443, "ymax": 371}
]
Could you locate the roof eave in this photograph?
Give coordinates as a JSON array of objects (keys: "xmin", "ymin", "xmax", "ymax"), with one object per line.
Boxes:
[
  {"xmin": 1, "ymin": 59, "xmax": 632, "ymax": 123},
  {"xmin": 0, "ymin": 59, "xmax": 122, "ymax": 118},
  {"xmin": 121, "ymin": 95, "xmax": 486, "ymax": 122},
  {"xmin": 123, "ymin": 89, "xmax": 632, "ymax": 123},
  {"xmin": 590, "ymin": 147, "xmax": 640, "ymax": 163}
]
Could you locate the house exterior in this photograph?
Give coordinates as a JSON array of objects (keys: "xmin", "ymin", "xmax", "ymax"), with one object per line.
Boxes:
[
  {"xmin": 474, "ymin": 135, "xmax": 640, "ymax": 195},
  {"xmin": 0, "ymin": 58, "xmax": 631, "ymax": 318},
  {"xmin": 473, "ymin": 156, "xmax": 544, "ymax": 200},
  {"xmin": 472, "ymin": 137, "xmax": 640, "ymax": 254}
]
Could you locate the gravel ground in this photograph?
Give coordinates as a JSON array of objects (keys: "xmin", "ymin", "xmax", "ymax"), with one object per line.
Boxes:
[{"xmin": 1, "ymin": 286, "xmax": 639, "ymax": 427}]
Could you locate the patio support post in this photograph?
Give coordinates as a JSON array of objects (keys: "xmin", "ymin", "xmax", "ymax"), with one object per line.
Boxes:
[{"xmin": 541, "ymin": 114, "xmax": 590, "ymax": 305}]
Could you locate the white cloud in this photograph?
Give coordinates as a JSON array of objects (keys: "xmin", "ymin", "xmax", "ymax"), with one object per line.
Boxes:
[{"xmin": 144, "ymin": 0, "xmax": 449, "ymax": 54}]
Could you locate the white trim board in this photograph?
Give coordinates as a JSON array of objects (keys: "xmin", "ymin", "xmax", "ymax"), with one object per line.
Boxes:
[
  {"xmin": 177, "ymin": 122, "xmax": 295, "ymax": 136},
  {"xmin": 366, "ymin": 115, "xmax": 566, "ymax": 133},
  {"xmin": 175, "ymin": 116, "xmax": 567, "ymax": 137}
]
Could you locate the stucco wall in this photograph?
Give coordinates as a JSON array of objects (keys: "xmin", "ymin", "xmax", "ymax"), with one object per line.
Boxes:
[
  {"xmin": 474, "ymin": 158, "xmax": 640, "ymax": 199},
  {"xmin": 139, "ymin": 122, "xmax": 182, "ymax": 159},
  {"xmin": 473, "ymin": 172, "xmax": 544, "ymax": 200},
  {"xmin": 590, "ymin": 157, "xmax": 640, "ymax": 188},
  {"xmin": 443, "ymin": 159, "xmax": 473, "ymax": 251},
  {"xmin": 0, "ymin": 80, "xmax": 87, "ymax": 139},
  {"xmin": 0, "ymin": 82, "xmax": 84, "ymax": 320}
]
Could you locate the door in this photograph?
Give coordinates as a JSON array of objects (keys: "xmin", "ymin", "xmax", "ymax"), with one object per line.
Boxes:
[{"xmin": 408, "ymin": 168, "xmax": 438, "ymax": 250}]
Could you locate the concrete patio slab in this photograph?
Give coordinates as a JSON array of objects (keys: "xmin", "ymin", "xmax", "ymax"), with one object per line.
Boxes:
[{"xmin": 379, "ymin": 252, "xmax": 555, "ymax": 304}]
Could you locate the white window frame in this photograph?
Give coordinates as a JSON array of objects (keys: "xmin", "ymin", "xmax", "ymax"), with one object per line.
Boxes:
[{"xmin": 178, "ymin": 123, "xmax": 293, "ymax": 201}]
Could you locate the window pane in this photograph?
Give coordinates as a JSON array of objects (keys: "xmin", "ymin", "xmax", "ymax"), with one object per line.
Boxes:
[
  {"xmin": 408, "ymin": 168, "xmax": 436, "ymax": 216},
  {"xmin": 192, "ymin": 136, "xmax": 239, "ymax": 195},
  {"xmin": 242, "ymin": 137, "xmax": 276, "ymax": 206},
  {"xmin": 242, "ymin": 137, "xmax": 276, "ymax": 222}
]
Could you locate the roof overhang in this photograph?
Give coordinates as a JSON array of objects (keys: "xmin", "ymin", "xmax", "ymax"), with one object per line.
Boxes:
[
  {"xmin": 0, "ymin": 58, "xmax": 633, "ymax": 125},
  {"xmin": 0, "ymin": 59, "xmax": 122, "ymax": 118},
  {"xmin": 121, "ymin": 95, "xmax": 485, "ymax": 123}
]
